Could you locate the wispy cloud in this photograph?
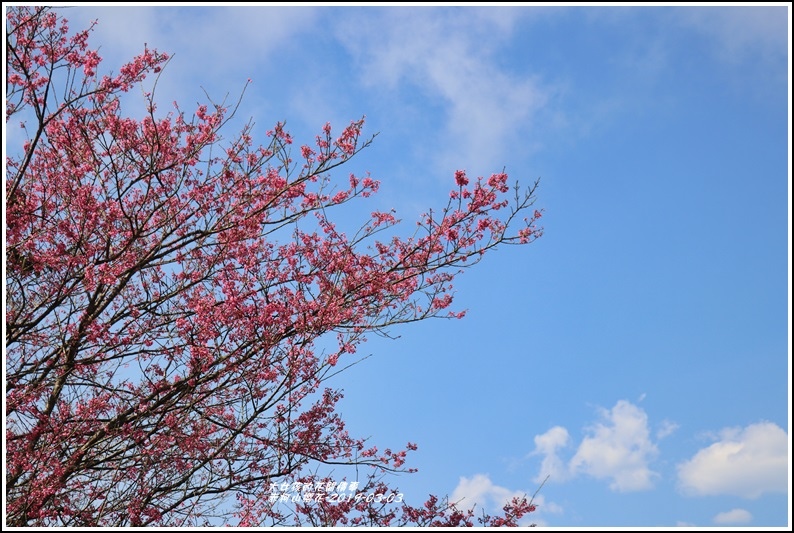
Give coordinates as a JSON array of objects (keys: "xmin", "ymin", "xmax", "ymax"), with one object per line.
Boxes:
[
  {"xmin": 673, "ymin": 6, "xmax": 788, "ymax": 65},
  {"xmin": 73, "ymin": 7, "xmax": 317, "ymax": 76},
  {"xmin": 67, "ymin": 6, "xmax": 318, "ymax": 119},
  {"xmin": 713, "ymin": 508, "xmax": 753, "ymax": 525},
  {"xmin": 334, "ymin": 8, "xmax": 550, "ymax": 174},
  {"xmin": 677, "ymin": 421, "xmax": 788, "ymax": 499},
  {"xmin": 656, "ymin": 419, "xmax": 680, "ymax": 440}
]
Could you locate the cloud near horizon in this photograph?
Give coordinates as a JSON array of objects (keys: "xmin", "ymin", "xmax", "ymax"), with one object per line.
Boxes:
[
  {"xmin": 677, "ymin": 421, "xmax": 788, "ymax": 499},
  {"xmin": 712, "ymin": 508, "xmax": 753, "ymax": 525},
  {"xmin": 449, "ymin": 473, "xmax": 562, "ymax": 526}
]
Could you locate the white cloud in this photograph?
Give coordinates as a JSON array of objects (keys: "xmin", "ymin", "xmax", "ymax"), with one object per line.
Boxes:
[
  {"xmin": 531, "ymin": 426, "xmax": 571, "ymax": 483},
  {"xmin": 569, "ymin": 400, "xmax": 660, "ymax": 492},
  {"xmin": 677, "ymin": 421, "xmax": 788, "ymax": 499},
  {"xmin": 713, "ymin": 508, "xmax": 752, "ymax": 525},
  {"xmin": 531, "ymin": 401, "xmax": 661, "ymax": 492}
]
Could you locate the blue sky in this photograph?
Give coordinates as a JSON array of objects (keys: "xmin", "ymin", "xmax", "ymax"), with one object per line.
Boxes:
[{"xmin": 39, "ymin": 4, "xmax": 791, "ymax": 527}]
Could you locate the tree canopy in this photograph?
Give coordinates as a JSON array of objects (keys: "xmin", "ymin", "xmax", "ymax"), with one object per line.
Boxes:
[{"xmin": 5, "ymin": 6, "xmax": 543, "ymax": 526}]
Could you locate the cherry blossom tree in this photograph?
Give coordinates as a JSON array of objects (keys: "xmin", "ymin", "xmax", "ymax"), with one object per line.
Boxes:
[{"xmin": 5, "ymin": 6, "xmax": 543, "ymax": 526}]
